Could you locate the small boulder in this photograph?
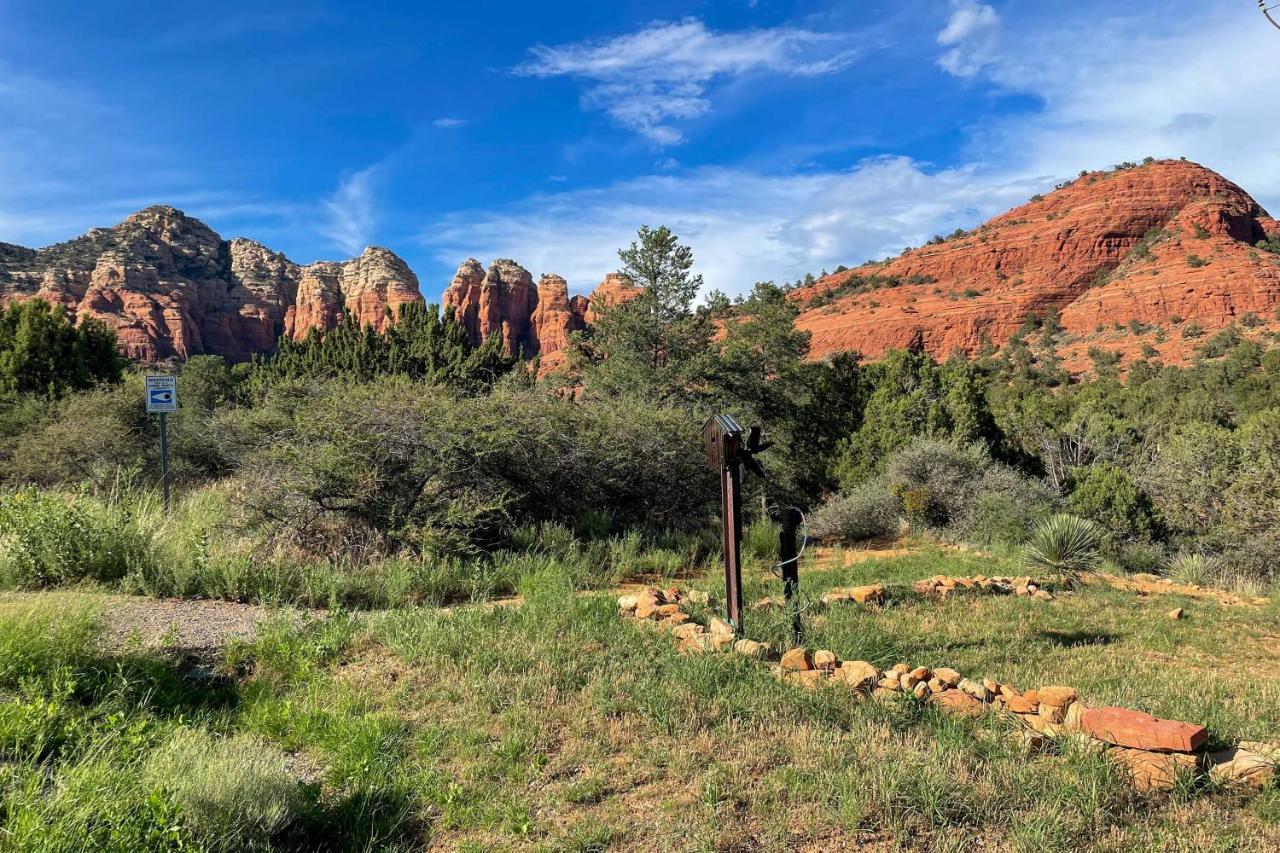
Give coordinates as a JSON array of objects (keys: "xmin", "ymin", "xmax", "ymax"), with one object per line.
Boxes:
[
  {"xmin": 733, "ymin": 639, "xmax": 768, "ymax": 658},
  {"xmin": 1080, "ymin": 707, "xmax": 1208, "ymax": 753},
  {"xmin": 708, "ymin": 617, "xmax": 735, "ymax": 638},
  {"xmin": 671, "ymin": 622, "xmax": 705, "ymax": 640},
  {"xmin": 932, "ymin": 689, "xmax": 983, "ymax": 717},
  {"xmin": 781, "ymin": 648, "xmax": 813, "ymax": 672},
  {"xmin": 848, "ymin": 584, "xmax": 886, "ymax": 604},
  {"xmin": 813, "ymin": 650, "xmax": 839, "ymax": 671},
  {"xmin": 838, "ymin": 661, "xmax": 880, "ymax": 691},
  {"xmin": 1205, "ymin": 747, "xmax": 1277, "ymax": 788},
  {"xmin": 1110, "ymin": 747, "xmax": 1198, "ymax": 792},
  {"xmin": 1038, "ymin": 686, "xmax": 1079, "ymax": 708},
  {"xmin": 1167, "ymin": 607, "xmax": 1184, "ymax": 620},
  {"xmin": 934, "ymin": 667, "xmax": 962, "ymax": 688}
]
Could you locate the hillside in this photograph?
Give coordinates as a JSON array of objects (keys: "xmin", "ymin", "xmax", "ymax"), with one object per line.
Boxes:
[
  {"xmin": 792, "ymin": 159, "xmax": 1280, "ymax": 371},
  {"xmin": 0, "ymin": 206, "xmax": 422, "ymax": 362}
]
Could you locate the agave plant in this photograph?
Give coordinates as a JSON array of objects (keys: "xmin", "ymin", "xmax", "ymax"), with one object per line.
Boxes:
[
  {"xmin": 1022, "ymin": 514, "xmax": 1103, "ymax": 584},
  {"xmin": 1165, "ymin": 551, "xmax": 1220, "ymax": 587}
]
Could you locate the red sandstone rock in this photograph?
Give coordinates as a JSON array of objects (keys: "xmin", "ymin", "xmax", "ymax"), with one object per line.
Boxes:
[
  {"xmin": 1080, "ymin": 707, "xmax": 1208, "ymax": 753},
  {"xmin": 1109, "ymin": 748, "xmax": 1198, "ymax": 792},
  {"xmin": 529, "ymin": 273, "xmax": 585, "ymax": 356},
  {"xmin": 791, "ymin": 160, "xmax": 1280, "ymax": 373},
  {"xmin": 0, "ymin": 206, "xmax": 421, "ymax": 363}
]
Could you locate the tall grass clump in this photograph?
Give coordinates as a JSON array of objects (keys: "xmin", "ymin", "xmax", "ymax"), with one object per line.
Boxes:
[
  {"xmin": 1165, "ymin": 551, "xmax": 1219, "ymax": 587},
  {"xmin": 143, "ymin": 729, "xmax": 303, "ymax": 850},
  {"xmin": 1022, "ymin": 514, "xmax": 1103, "ymax": 584},
  {"xmin": 0, "ymin": 489, "xmax": 151, "ymax": 588}
]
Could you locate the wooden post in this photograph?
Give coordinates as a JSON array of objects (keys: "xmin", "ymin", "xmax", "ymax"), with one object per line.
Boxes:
[{"xmin": 779, "ymin": 507, "xmax": 803, "ymax": 644}]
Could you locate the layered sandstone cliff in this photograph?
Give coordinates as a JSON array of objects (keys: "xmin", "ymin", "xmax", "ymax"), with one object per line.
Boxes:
[
  {"xmin": 443, "ymin": 260, "xmax": 639, "ymax": 358},
  {"xmin": 0, "ymin": 206, "xmax": 422, "ymax": 362},
  {"xmin": 792, "ymin": 160, "xmax": 1280, "ymax": 370}
]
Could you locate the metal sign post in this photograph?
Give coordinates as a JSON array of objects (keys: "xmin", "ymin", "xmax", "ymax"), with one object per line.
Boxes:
[
  {"xmin": 702, "ymin": 415, "xmax": 770, "ymax": 635},
  {"xmin": 145, "ymin": 375, "xmax": 178, "ymax": 512}
]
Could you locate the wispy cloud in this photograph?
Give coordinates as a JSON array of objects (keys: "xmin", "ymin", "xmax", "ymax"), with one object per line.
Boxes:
[
  {"xmin": 937, "ymin": 0, "xmax": 1001, "ymax": 78},
  {"xmin": 423, "ymin": 157, "xmax": 1044, "ymax": 294},
  {"xmin": 513, "ymin": 17, "xmax": 861, "ymax": 145},
  {"xmin": 432, "ymin": 117, "xmax": 468, "ymax": 129},
  {"xmin": 320, "ymin": 166, "xmax": 380, "ymax": 256}
]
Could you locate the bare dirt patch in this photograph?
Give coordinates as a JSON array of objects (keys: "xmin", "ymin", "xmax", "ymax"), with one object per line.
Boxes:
[{"xmin": 0, "ymin": 590, "xmax": 312, "ymax": 657}]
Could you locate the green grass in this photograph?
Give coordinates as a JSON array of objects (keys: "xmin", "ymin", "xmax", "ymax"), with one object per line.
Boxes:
[{"xmin": 1, "ymin": 548, "xmax": 1277, "ymax": 850}]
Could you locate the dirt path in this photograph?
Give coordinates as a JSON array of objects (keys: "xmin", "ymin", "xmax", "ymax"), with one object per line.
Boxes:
[{"xmin": 0, "ymin": 590, "xmax": 315, "ymax": 657}]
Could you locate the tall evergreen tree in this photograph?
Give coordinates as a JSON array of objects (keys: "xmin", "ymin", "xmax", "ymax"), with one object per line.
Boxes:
[{"xmin": 0, "ymin": 299, "xmax": 124, "ymax": 396}]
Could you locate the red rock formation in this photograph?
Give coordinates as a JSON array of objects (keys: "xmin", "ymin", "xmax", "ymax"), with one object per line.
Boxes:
[
  {"xmin": 584, "ymin": 272, "xmax": 641, "ymax": 325},
  {"xmin": 792, "ymin": 160, "xmax": 1280, "ymax": 371},
  {"xmin": 444, "ymin": 261, "xmax": 622, "ymax": 358},
  {"xmin": 529, "ymin": 273, "xmax": 585, "ymax": 355},
  {"xmin": 0, "ymin": 206, "xmax": 422, "ymax": 362}
]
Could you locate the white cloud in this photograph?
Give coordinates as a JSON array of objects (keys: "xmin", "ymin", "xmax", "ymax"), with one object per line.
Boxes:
[
  {"xmin": 937, "ymin": 0, "xmax": 1000, "ymax": 78},
  {"xmin": 320, "ymin": 166, "xmax": 379, "ymax": 256},
  {"xmin": 423, "ymin": 157, "xmax": 1045, "ymax": 295},
  {"xmin": 513, "ymin": 17, "xmax": 861, "ymax": 145},
  {"xmin": 969, "ymin": 4, "xmax": 1280, "ymax": 209},
  {"xmin": 432, "ymin": 117, "xmax": 468, "ymax": 128}
]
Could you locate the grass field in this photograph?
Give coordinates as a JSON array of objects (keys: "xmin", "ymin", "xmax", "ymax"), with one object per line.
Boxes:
[{"xmin": 0, "ymin": 546, "xmax": 1277, "ymax": 851}]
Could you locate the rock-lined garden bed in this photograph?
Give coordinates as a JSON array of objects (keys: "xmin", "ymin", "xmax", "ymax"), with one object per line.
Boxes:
[{"xmin": 617, "ymin": 586, "xmax": 1277, "ymax": 794}]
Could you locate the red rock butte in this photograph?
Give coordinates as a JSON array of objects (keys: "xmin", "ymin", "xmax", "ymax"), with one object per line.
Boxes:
[{"xmin": 790, "ymin": 159, "xmax": 1280, "ymax": 371}]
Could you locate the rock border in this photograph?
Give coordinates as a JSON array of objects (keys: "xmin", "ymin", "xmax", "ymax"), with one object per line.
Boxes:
[{"xmin": 617, "ymin": 586, "xmax": 1277, "ymax": 793}]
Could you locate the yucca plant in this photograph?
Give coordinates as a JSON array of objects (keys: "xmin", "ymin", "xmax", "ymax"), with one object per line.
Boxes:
[
  {"xmin": 1165, "ymin": 551, "xmax": 1219, "ymax": 587},
  {"xmin": 1022, "ymin": 513, "xmax": 1103, "ymax": 585}
]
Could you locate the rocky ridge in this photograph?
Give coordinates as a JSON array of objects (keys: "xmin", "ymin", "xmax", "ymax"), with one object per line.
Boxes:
[
  {"xmin": 793, "ymin": 160, "xmax": 1280, "ymax": 371},
  {"xmin": 0, "ymin": 206, "xmax": 422, "ymax": 362}
]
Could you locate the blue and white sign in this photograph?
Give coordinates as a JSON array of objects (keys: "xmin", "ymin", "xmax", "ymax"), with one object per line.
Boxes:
[{"xmin": 145, "ymin": 375, "xmax": 178, "ymax": 413}]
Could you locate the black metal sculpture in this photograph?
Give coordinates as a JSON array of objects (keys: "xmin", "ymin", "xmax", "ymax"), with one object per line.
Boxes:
[{"xmin": 1263, "ymin": 1, "xmax": 1280, "ymax": 31}]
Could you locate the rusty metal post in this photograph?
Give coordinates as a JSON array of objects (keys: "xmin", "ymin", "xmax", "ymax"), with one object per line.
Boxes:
[{"xmin": 779, "ymin": 507, "xmax": 803, "ymax": 644}]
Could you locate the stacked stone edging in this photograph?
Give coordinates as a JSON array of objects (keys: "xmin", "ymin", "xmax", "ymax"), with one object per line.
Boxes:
[{"xmin": 617, "ymin": 586, "xmax": 1277, "ymax": 793}]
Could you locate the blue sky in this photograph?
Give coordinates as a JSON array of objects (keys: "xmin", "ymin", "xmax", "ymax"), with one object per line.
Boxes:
[{"xmin": 2, "ymin": 1, "xmax": 1277, "ymax": 299}]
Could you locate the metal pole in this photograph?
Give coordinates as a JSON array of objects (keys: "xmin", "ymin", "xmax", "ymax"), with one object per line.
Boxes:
[
  {"xmin": 159, "ymin": 410, "xmax": 170, "ymax": 514},
  {"xmin": 779, "ymin": 507, "xmax": 803, "ymax": 644},
  {"xmin": 722, "ymin": 457, "xmax": 744, "ymax": 634}
]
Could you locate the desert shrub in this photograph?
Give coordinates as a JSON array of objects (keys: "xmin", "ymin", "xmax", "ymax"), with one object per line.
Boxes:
[
  {"xmin": 808, "ymin": 480, "xmax": 897, "ymax": 543},
  {"xmin": 1115, "ymin": 541, "xmax": 1166, "ymax": 575},
  {"xmin": 230, "ymin": 379, "xmax": 715, "ymax": 559},
  {"xmin": 144, "ymin": 729, "xmax": 303, "ymax": 850},
  {"xmin": 1022, "ymin": 514, "xmax": 1103, "ymax": 582},
  {"xmin": 1165, "ymin": 551, "xmax": 1218, "ymax": 586},
  {"xmin": 3, "ymin": 378, "xmax": 152, "ymax": 489},
  {"xmin": 1065, "ymin": 463, "xmax": 1159, "ymax": 543},
  {"xmin": 0, "ymin": 489, "xmax": 150, "ymax": 588},
  {"xmin": 1218, "ymin": 531, "xmax": 1280, "ymax": 584},
  {"xmin": 878, "ymin": 438, "xmax": 1055, "ymax": 545},
  {"xmin": 883, "ymin": 439, "xmax": 987, "ymax": 527},
  {"xmin": 949, "ymin": 463, "xmax": 1058, "ymax": 548}
]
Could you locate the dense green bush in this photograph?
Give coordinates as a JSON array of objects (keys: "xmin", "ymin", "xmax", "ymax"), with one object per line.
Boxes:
[
  {"xmin": 1066, "ymin": 463, "xmax": 1159, "ymax": 543},
  {"xmin": 0, "ymin": 489, "xmax": 149, "ymax": 587}
]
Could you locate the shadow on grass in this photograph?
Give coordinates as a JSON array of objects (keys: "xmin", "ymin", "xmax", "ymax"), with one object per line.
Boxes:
[{"xmin": 1036, "ymin": 629, "xmax": 1120, "ymax": 648}]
